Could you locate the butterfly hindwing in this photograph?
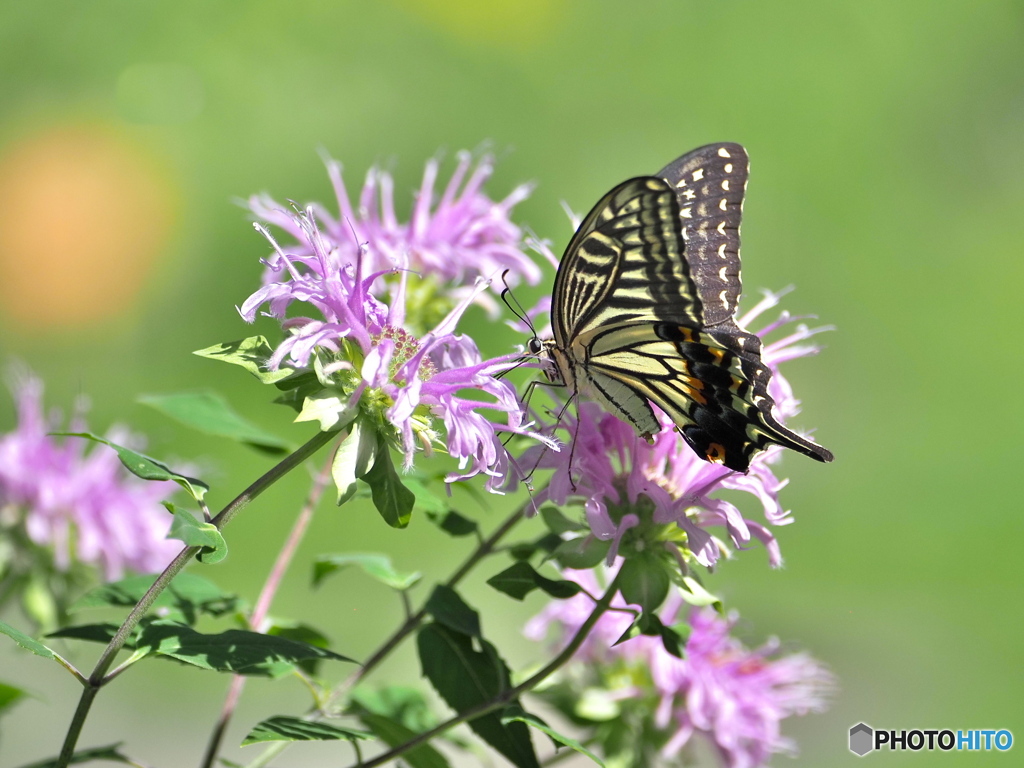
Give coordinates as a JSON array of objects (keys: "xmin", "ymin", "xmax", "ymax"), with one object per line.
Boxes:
[{"xmin": 657, "ymin": 143, "xmax": 748, "ymax": 328}]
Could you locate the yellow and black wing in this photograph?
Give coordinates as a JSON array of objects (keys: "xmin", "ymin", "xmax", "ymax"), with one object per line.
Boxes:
[{"xmin": 549, "ymin": 144, "xmax": 833, "ymax": 472}]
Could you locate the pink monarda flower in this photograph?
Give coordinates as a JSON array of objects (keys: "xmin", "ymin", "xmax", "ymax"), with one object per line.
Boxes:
[
  {"xmin": 526, "ymin": 570, "xmax": 833, "ymax": 768},
  {"xmin": 247, "ymin": 151, "xmax": 541, "ymax": 310},
  {"xmin": 521, "ymin": 292, "xmax": 828, "ymax": 567},
  {"xmin": 0, "ymin": 372, "xmax": 179, "ymax": 580},
  {"xmin": 240, "ymin": 200, "xmax": 552, "ymax": 489}
]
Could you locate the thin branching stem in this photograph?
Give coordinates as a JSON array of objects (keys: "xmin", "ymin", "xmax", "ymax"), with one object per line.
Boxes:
[
  {"xmin": 350, "ymin": 573, "xmax": 621, "ymax": 768},
  {"xmin": 199, "ymin": 446, "xmax": 338, "ymax": 768},
  {"xmin": 53, "ymin": 428, "xmax": 339, "ymax": 768},
  {"xmin": 242, "ymin": 494, "xmax": 537, "ymax": 768}
]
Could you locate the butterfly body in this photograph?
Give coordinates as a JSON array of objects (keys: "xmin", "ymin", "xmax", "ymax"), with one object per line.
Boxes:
[{"xmin": 541, "ymin": 143, "xmax": 832, "ymax": 473}]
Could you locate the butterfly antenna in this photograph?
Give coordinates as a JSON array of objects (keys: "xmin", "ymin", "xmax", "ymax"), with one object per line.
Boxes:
[{"xmin": 500, "ymin": 270, "xmax": 537, "ymax": 338}]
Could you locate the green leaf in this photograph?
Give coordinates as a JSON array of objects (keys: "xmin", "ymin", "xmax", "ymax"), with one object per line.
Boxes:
[
  {"xmin": 331, "ymin": 419, "xmax": 378, "ymax": 504},
  {"xmin": 426, "ymin": 508, "xmax": 479, "ymax": 537},
  {"xmin": 132, "ymin": 621, "xmax": 355, "ymax": 677},
  {"xmin": 679, "ymin": 576, "xmax": 722, "ymax": 610},
  {"xmin": 313, "ymin": 553, "xmax": 421, "ymax": 591},
  {"xmin": 362, "ymin": 440, "xmax": 415, "ymax": 528},
  {"xmin": 266, "ymin": 621, "xmax": 331, "ymax": 676},
  {"xmin": 508, "ymin": 533, "xmax": 562, "ymax": 561},
  {"xmin": 418, "ymin": 623, "xmax": 540, "ymax": 768},
  {"xmin": 138, "ymin": 391, "xmax": 290, "ymax": 454},
  {"xmin": 167, "ymin": 510, "xmax": 227, "ymax": 564},
  {"xmin": 0, "ymin": 681, "xmax": 26, "ymax": 714},
  {"xmin": 424, "ymin": 585, "xmax": 481, "ymax": 637},
  {"xmin": 356, "ymin": 713, "xmax": 451, "ymax": 768},
  {"xmin": 16, "ymin": 743, "xmax": 134, "ymax": 768},
  {"xmin": 612, "ymin": 613, "xmax": 683, "ymax": 658},
  {"xmin": 55, "ymin": 432, "xmax": 208, "ymax": 501},
  {"xmin": 403, "ymin": 477, "xmax": 448, "ymax": 514},
  {"xmin": 540, "ymin": 505, "xmax": 586, "ymax": 534},
  {"xmin": 617, "ymin": 555, "xmax": 670, "ymax": 613},
  {"xmin": 550, "ymin": 536, "xmax": 610, "ymax": 570},
  {"xmin": 47, "ymin": 623, "xmax": 119, "ymax": 644},
  {"xmin": 295, "ymin": 391, "xmax": 358, "ymax": 432},
  {"xmin": 348, "ymin": 685, "xmax": 437, "ymax": 732},
  {"xmin": 241, "ymin": 715, "xmax": 372, "ymax": 745},
  {"xmin": 501, "ymin": 705, "xmax": 605, "ymax": 767},
  {"xmin": 71, "ymin": 573, "xmax": 239, "ymax": 624},
  {"xmin": 0, "ymin": 619, "xmax": 56, "ymax": 659},
  {"xmin": 486, "ymin": 562, "xmax": 582, "ymax": 601},
  {"xmin": 193, "ymin": 336, "xmax": 298, "ymax": 384}
]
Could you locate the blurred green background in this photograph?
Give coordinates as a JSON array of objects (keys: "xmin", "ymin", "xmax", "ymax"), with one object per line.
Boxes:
[{"xmin": 1, "ymin": 1, "xmax": 1021, "ymax": 766}]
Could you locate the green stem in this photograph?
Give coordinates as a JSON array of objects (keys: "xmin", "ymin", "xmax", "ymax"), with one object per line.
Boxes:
[
  {"xmin": 242, "ymin": 497, "xmax": 534, "ymax": 768},
  {"xmin": 53, "ymin": 428, "xmax": 339, "ymax": 768},
  {"xmin": 353, "ymin": 573, "xmax": 621, "ymax": 768}
]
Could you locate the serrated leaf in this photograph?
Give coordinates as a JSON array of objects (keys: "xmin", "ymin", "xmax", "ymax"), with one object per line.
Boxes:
[
  {"xmin": 417, "ymin": 623, "xmax": 539, "ymax": 768},
  {"xmin": 501, "ymin": 705, "xmax": 604, "ymax": 767},
  {"xmin": 193, "ymin": 336, "xmax": 298, "ymax": 384},
  {"xmin": 17, "ymin": 743, "xmax": 134, "ymax": 768},
  {"xmin": 71, "ymin": 573, "xmax": 239, "ymax": 624},
  {"xmin": 167, "ymin": 511, "xmax": 227, "ymax": 564},
  {"xmin": 487, "ymin": 562, "xmax": 582, "ymax": 602},
  {"xmin": 241, "ymin": 715, "xmax": 371, "ymax": 745},
  {"xmin": 357, "ymin": 713, "xmax": 451, "ymax": 768},
  {"xmin": 424, "ymin": 585, "xmax": 480, "ymax": 638},
  {"xmin": 618, "ymin": 555, "xmax": 669, "ymax": 613},
  {"xmin": 331, "ymin": 419, "xmax": 378, "ymax": 505},
  {"xmin": 313, "ymin": 553, "xmax": 420, "ymax": 591},
  {"xmin": 362, "ymin": 441, "xmax": 414, "ymax": 528},
  {"xmin": 139, "ymin": 391, "xmax": 290, "ymax": 455},
  {"xmin": 0, "ymin": 619, "xmax": 56, "ymax": 659},
  {"xmin": 47, "ymin": 623, "xmax": 120, "ymax": 644},
  {"xmin": 132, "ymin": 621, "xmax": 355, "ymax": 677},
  {"xmin": 55, "ymin": 432, "xmax": 208, "ymax": 501}
]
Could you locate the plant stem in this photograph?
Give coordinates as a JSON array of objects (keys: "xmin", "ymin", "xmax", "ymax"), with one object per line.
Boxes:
[
  {"xmin": 199, "ymin": 447, "xmax": 337, "ymax": 768},
  {"xmin": 53, "ymin": 428, "xmax": 338, "ymax": 768},
  {"xmin": 352, "ymin": 574, "xmax": 620, "ymax": 768},
  {"xmin": 242, "ymin": 496, "xmax": 534, "ymax": 768}
]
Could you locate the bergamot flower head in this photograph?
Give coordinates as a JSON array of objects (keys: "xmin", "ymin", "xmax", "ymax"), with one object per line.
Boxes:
[{"xmin": 0, "ymin": 368, "xmax": 179, "ymax": 581}]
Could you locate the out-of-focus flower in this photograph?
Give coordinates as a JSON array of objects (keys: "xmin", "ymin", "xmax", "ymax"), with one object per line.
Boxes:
[
  {"xmin": 521, "ymin": 292, "xmax": 828, "ymax": 568},
  {"xmin": 0, "ymin": 370, "xmax": 179, "ymax": 580},
  {"xmin": 240, "ymin": 198, "xmax": 553, "ymax": 489},
  {"xmin": 527, "ymin": 570, "xmax": 833, "ymax": 768},
  {"xmin": 247, "ymin": 151, "xmax": 541, "ymax": 310}
]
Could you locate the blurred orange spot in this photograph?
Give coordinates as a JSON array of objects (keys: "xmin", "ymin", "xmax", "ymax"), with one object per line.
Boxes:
[{"xmin": 0, "ymin": 126, "xmax": 176, "ymax": 330}]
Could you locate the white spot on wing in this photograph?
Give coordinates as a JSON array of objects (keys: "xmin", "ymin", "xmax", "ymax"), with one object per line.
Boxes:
[
  {"xmin": 718, "ymin": 289, "xmax": 729, "ymax": 308},
  {"xmin": 721, "ymin": 180, "xmax": 730, "ymax": 191},
  {"xmin": 683, "ymin": 189, "xmax": 696, "ymax": 200},
  {"xmin": 717, "ymin": 243, "xmax": 727, "ymax": 258},
  {"xmin": 718, "ymin": 266, "xmax": 728, "ymax": 280},
  {"xmin": 716, "ymin": 221, "xmax": 726, "ymax": 234},
  {"xmin": 718, "ymin": 148, "xmax": 732, "ymax": 158},
  {"xmin": 692, "ymin": 168, "xmax": 705, "ymax": 181},
  {"xmin": 719, "ymin": 198, "xmax": 728, "ymax": 211},
  {"xmin": 724, "ymin": 163, "xmax": 733, "ymax": 173}
]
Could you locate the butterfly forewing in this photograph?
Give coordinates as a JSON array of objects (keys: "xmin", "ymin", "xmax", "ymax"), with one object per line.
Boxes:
[
  {"xmin": 544, "ymin": 144, "xmax": 833, "ymax": 472},
  {"xmin": 552, "ymin": 178, "xmax": 702, "ymax": 347}
]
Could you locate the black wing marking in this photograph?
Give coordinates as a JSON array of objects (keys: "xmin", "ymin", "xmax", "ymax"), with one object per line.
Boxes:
[{"xmin": 658, "ymin": 142, "xmax": 748, "ymax": 328}]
